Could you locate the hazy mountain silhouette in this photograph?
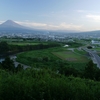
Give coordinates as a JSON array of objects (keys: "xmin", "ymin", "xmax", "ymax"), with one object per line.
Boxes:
[
  {"xmin": 0, "ymin": 20, "xmax": 30, "ymax": 31},
  {"xmin": 0, "ymin": 20, "xmax": 100, "ymax": 34}
]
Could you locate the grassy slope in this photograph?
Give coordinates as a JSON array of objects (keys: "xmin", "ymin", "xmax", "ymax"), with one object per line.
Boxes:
[
  {"xmin": 16, "ymin": 47, "xmax": 89, "ymax": 70},
  {"xmin": 16, "ymin": 47, "xmax": 60, "ymax": 67}
]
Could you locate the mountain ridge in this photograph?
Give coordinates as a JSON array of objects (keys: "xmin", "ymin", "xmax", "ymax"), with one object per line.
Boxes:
[
  {"xmin": 0, "ymin": 20, "xmax": 31, "ymax": 31},
  {"xmin": 0, "ymin": 20, "xmax": 100, "ymax": 33}
]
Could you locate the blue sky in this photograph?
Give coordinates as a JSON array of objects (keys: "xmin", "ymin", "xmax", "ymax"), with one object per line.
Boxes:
[{"xmin": 1, "ymin": 0, "xmax": 100, "ymax": 31}]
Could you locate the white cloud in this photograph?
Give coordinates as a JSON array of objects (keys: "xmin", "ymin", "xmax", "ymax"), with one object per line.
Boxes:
[
  {"xmin": 15, "ymin": 21, "xmax": 82, "ymax": 30},
  {"xmin": 0, "ymin": 21, "xmax": 4, "ymax": 24},
  {"xmin": 86, "ymin": 14, "xmax": 100, "ymax": 21},
  {"xmin": 0, "ymin": 20, "xmax": 83, "ymax": 31},
  {"xmin": 15, "ymin": 21, "xmax": 47, "ymax": 27},
  {"xmin": 59, "ymin": 23, "xmax": 82, "ymax": 30},
  {"xmin": 48, "ymin": 25, "xmax": 59, "ymax": 28}
]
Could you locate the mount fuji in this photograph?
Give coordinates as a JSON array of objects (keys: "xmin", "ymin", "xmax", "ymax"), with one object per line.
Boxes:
[{"xmin": 0, "ymin": 20, "xmax": 31, "ymax": 31}]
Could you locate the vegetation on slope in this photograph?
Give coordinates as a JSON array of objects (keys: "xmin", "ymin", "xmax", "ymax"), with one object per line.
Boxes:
[
  {"xmin": 0, "ymin": 68, "xmax": 100, "ymax": 100},
  {"xmin": 1, "ymin": 40, "xmax": 100, "ymax": 100}
]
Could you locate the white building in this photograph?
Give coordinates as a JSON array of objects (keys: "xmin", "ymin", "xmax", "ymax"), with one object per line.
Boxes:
[
  {"xmin": 91, "ymin": 40, "xmax": 100, "ymax": 45},
  {"xmin": 63, "ymin": 45, "xmax": 69, "ymax": 47}
]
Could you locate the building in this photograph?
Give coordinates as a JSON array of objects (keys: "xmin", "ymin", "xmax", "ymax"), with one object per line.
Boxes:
[{"xmin": 91, "ymin": 40, "xmax": 100, "ymax": 45}]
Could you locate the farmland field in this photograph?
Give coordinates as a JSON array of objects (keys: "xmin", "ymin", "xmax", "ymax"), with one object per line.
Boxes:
[
  {"xmin": 9, "ymin": 42, "xmax": 42, "ymax": 46},
  {"xmin": 16, "ymin": 47, "xmax": 89, "ymax": 70},
  {"xmin": 52, "ymin": 51, "xmax": 89, "ymax": 63},
  {"xmin": 74, "ymin": 49, "xmax": 87, "ymax": 55},
  {"xmin": 0, "ymin": 38, "xmax": 48, "ymax": 46}
]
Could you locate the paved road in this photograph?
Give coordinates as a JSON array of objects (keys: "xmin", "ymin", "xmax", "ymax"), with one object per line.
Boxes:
[
  {"xmin": 14, "ymin": 61, "xmax": 30, "ymax": 69},
  {"xmin": 84, "ymin": 48, "xmax": 100, "ymax": 68},
  {"xmin": 0, "ymin": 55, "xmax": 30, "ymax": 69},
  {"xmin": 91, "ymin": 53, "xmax": 100, "ymax": 68}
]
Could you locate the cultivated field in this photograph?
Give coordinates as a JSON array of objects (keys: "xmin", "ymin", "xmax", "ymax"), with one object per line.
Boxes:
[
  {"xmin": 16, "ymin": 47, "xmax": 90, "ymax": 71},
  {"xmin": 52, "ymin": 50, "xmax": 89, "ymax": 63},
  {"xmin": 9, "ymin": 42, "xmax": 41, "ymax": 46}
]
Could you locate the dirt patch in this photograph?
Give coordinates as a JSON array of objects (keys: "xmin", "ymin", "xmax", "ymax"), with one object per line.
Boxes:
[
  {"xmin": 67, "ymin": 48, "xmax": 74, "ymax": 51},
  {"xmin": 66, "ymin": 58, "xmax": 77, "ymax": 61},
  {"xmin": 64, "ymin": 51, "xmax": 72, "ymax": 54}
]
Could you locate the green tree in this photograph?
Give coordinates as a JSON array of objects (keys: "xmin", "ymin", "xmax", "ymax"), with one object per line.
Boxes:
[
  {"xmin": 84, "ymin": 60, "xmax": 96, "ymax": 79},
  {"xmin": 16, "ymin": 64, "xmax": 23, "ymax": 72},
  {"xmin": 2, "ymin": 57, "xmax": 15, "ymax": 72},
  {"xmin": 0, "ymin": 41, "xmax": 9, "ymax": 54}
]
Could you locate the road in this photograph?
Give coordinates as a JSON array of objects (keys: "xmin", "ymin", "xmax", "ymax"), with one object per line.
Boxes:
[
  {"xmin": 91, "ymin": 53, "xmax": 100, "ymax": 68},
  {"xmin": 10, "ymin": 55, "xmax": 31, "ymax": 69},
  {"xmin": 14, "ymin": 61, "xmax": 30, "ymax": 69},
  {"xmin": 0, "ymin": 55, "xmax": 30, "ymax": 69},
  {"xmin": 84, "ymin": 48, "xmax": 100, "ymax": 68}
]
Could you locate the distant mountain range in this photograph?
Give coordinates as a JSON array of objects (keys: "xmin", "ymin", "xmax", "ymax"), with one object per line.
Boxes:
[
  {"xmin": 0, "ymin": 20, "xmax": 80, "ymax": 33},
  {"xmin": 0, "ymin": 20, "xmax": 100, "ymax": 34},
  {"xmin": 0, "ymin": 20, "xmax": 31, "ymax": 31}
]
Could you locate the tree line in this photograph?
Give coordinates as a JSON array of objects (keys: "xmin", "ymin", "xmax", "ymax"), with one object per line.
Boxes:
[{"xmin": 0, "ymin": 41, "xmax": 61, "ymax": 56}]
